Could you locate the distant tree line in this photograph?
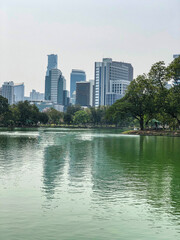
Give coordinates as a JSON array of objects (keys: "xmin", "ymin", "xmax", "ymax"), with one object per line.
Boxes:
[{"xmin": 0, "ymin": 57, "xmax": 179, "ymax": 129}]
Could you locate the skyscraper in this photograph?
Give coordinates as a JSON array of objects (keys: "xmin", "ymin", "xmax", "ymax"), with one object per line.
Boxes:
[
  {"xmin": 57, "ymin": 75, "xmax": 66, "ymax": 105},
  {"xmin": 45, "ymin": 68, "xmax": 66, "ymax": 104},
  {"xmin": 1, "ymin": 81, "xmax": 14, "ymax": 105},
  {"xmin": 45, "ymin": 54, "xmax": 58, "ymax": 101},
  {"xmin": 50, "ymin": 69, "xmax": 61, "ymax": 104},
  {"xmin": 76, "ymin": 82, "xmax": 91, "ymax": 107},
  {"xmin": 94, "ymin": 58, "xmax": 133, "ymax": 106},
  {"xmin": 46, "ymin": 54, "xmax": 58, "ymax": 76},
  {"xmin": 14, "ymin": 83, "xmax": 24, "ymax": 103},
  {"xmin": 70, "ymin": 70, "xmax": 86, "ymax": 98}
]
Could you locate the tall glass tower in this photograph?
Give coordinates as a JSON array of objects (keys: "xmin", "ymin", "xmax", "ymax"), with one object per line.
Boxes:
[
  {"xmin": 45, "ymin": 54, "xmax": 58, "ymax": 100},
  {"xmin": 46, "ymin": 54, "xmax": 58, "ymax": 76},
  {"xmin": 70, "ymin": 70, "xmax": 86, "ymax": 98}
]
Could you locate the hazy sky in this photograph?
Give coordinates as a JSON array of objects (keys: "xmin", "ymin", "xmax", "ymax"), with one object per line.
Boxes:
[{"xmin": 0, "ymin": 0, "xmax": 179, "ymax": 95}]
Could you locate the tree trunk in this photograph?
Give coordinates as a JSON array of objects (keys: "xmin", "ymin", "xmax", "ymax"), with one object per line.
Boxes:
[
  {"xmin": 177, "ymin": 119, "xmax": 180, "ymax": 130},
  {"xmin": 140, "ymin": 117, "xmax": 144, "ymax": 130}
]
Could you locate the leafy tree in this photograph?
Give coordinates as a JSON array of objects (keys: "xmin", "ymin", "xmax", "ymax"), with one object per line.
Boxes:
[
  {"xmin": 0, "ymin": 96, "xmax": 10, "ymax": 125},
  {"xmin": 148, "ymin": 61, "xmax": 169, "ymax": 89},
  {"xmin": 46, "ymin": 108, "xmax": 63, "ymax": 125},
  {"xmin": 165, "ymin": 85, "xmax": 180, "ymax": 128},
  {"xmin": 39, "ymin": 112, "xmax": 49, "ymax": 124},
  {"xmin": 73, "ymin": 110, "xmax": 90, "ymax": 125},
  {"xmin": 106, "ymin": 99, "xmax": 132, "ymax": 127},
  {"xmin": 167, "ymin": 56, "xmax": 180, "ymax": 85},
  {"xmin": 63, "ymin": 113, "xmax": 73, "ymax": 125},
  {"xmin": 66, "ymin": 105, "xmax": 81, "ymax": 115}
]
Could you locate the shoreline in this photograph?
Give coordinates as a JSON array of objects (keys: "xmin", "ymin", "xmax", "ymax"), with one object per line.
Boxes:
[
  {"xmin": 0, "ymin": 126, "xmax": 180, "ymax": 137},
  {"xmin": 123, "ymin": 130, "xmax": 180, "ymax": 137}
]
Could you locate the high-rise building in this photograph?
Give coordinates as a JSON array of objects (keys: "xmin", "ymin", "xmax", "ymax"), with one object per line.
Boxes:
[
  {"xmin": 70, "ymin": 70, "xmax": 86, "ymax": 98},
  {"xmin": 89, "ymin": 80, "xmax": 94, "ymax": 107},
  {"xmin": 45, "ymin": 75, "xmax": 51, "ymax": 100},
  {"xmin": 63, "ymin": 90, "xmax": 70, "ymax": 110},
  {"xmin": 30, "ymin": 89, "xmax": 44, "ymax": 101},
  {"xmin": 46, "ymin": 68, "xmax": 66, "ymax": 104},
  {"xmin": 57, "ymin": 75, "xmax": 66, "ymax": 105},
  {"xmin": 76, "ymin": 82, "xmax": 91, "ymax": 107},
  {"xmin": 50, "ymin": 69, "xmax": 61, "ymax": 104},
  {"xmin": 14, "ymin": 83, "xmax": 24, "ymax": 103},
  {"xmin": 46, "ymin": 54, "xmax": 58, "ymax": 76},
  {"xmin": 45, "ymin": 54, "xmax": 58, "ymax": 100},
  {"xmin": 1, "ymin": 81, "xmax": 14, "ymax": 105},
  {"xmin": 94, "ymin": 58, "xmax": 133, "ymax": 106}
]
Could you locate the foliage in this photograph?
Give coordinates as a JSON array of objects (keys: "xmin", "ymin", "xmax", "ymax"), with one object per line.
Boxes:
[
  {"xmin": 73, "ymin": 110, "xmax": 90, "ymax": 125},
  {"xmin": 46, "ymin": 108, "xmax": 63, "ymax": 125}
]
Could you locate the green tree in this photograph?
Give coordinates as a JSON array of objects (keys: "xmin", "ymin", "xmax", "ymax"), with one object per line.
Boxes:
[
  {"xmin": 165, "ymin": 85, "xmax": 180, "ymax": 128},
  {"xmin": 46, "ymin": 108, "xmax": 63, "ymax": 125},
  {"xmin": 107, "ymin": 74, "xmax": 156, "ymax": 130},
  {"xmin": 63, "ymin": 113, "xmax": 73, "ymax": 125},
  {"xmin": 167, "ymin": 56, "xmax": 180, "ymax": 85},
  {"xmin": 39, "ymin": 112, "xmax": 49, "ymax": 124},
  {"xmin": 73, "ymin": 110, "xmax": 90, "ymax": 125},
  {"xmin": 0, "ymin": 96, "xmax": 10, "ymax": 125}
]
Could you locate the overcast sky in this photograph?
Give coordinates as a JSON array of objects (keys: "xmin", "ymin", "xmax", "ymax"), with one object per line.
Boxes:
[{"xmin": 0, "ymin": 0, "xmax": 179, "ymax": 95}]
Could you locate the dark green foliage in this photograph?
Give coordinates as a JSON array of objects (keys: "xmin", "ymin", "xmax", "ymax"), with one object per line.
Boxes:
[
  {"xmin": 0, "ymin": 99, "xmax": 49, "ymax": 127},
  {"xmin": 63, "ymin": 113, "xmax": 72, "ymax": 125},
  {"xmin": 46, "ymin": 108, "xmax": 63, "ymax": 125}
]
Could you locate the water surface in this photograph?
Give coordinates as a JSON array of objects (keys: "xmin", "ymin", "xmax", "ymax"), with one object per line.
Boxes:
[{"xmin": 0, "ymin": 129, "xmax": 180, "ymax": 239}]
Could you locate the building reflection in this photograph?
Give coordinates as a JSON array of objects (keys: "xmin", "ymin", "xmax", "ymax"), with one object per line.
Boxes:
[
  {"xmin": 91, "ymin": 135, "xmax": 180, "ymax": 218},
  {"xmin": 41, "ymin": 130, "xmax": 180, "ymax": 219},
  {"xmin": 43, "ymin": 144, "xmax": 66, "ymax": 199},
  {"xmin": 0, "ymin": 135, "xmax": 38, "ymax": 173}
]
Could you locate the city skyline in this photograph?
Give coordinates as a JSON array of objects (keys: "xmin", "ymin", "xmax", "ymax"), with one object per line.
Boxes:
[{"xmin": 0, "ymin": 0, "xmax": 180, "ymax": 95}]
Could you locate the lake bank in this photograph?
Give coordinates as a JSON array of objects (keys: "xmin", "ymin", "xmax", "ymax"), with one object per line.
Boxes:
[{"xmin": 123, "ymin": 129, "xmax": 180, "ymax": 137}]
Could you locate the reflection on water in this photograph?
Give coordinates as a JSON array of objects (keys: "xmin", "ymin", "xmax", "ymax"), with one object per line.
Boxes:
[{"xmin": 0, "ymin": 129, "xmax": 180, "ymax": 240}]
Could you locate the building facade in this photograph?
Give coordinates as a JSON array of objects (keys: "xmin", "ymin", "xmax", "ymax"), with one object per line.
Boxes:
[
  {"xmin": 46, "ymin": 54, "xmax": 58, "ymax": 76},
  {"xmin": 70, "ymin": 70, "xmax": 86, "ymax": 98},
  {"xmin": 94, "ymin": 58, "xmax": 133, "ymax": 106},
  {"xmin": 76, "ymin": 82, "xmax": 91, "ymax": 107},
  {"xmin": 30, "ymin": 89, "xmax": 44, "ymax": 101},
  {"xmin": 14, "ymin": 83, "xmax": 24, "ymax": 103},
  {"xmin": 45, "ymin": 54, "xmax": 58, "ymax": 100},
  {"xmin": 1, "ymin": 81, "xmax": 14, "ymax": 105}
]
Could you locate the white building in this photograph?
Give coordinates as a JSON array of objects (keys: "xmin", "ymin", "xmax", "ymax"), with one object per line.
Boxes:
[
  {"xmin": 30, "ymin": 89, "xmax": 44, "ymax": 101},
  {"xmin": 94, "ymin": 58, "xmax": 133, "ymax": 106}
]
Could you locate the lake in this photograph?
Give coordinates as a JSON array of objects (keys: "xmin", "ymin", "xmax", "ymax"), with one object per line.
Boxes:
[{"xmin": 0, "ymin": 128, "xmax": 180, "ymax": 240}]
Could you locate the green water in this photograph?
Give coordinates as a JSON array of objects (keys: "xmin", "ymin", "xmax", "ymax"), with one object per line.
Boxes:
[{"xmin": 0, "ymin": 129, "xmax": 180, "ymax": 240}]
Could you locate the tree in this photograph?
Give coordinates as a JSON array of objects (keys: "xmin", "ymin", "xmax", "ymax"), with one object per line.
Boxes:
[
  {"xmin": 66, "ymin": 105, "xmax": 81, "ymax": 115},
  {"xmin": 165, "ymin": 85, "xmax": 180, "ymax": 128},
  {"xmin": 148, "ymin": 61, "xmax": 169, "ymax": 89},
  {"xmin": 107, "ymin": 74, "xmax": 157, "ymax": 130},
  {"xmin": 39, "ymin": 112, "xmax": 49, "ymax": 124},
  {"xmin": 0, "ymin": 96, "xmax": 10, "ymax": 125},
  {"xmin": 73, "ymin": 110, "xmax": 90, "ymax": 125},
  {"xmin": 46, "ymin": 108, "xmax": 63, "ymax": 125},
  {"xmin": 63, "ymin": 113, "xmax": 73, "ymax": 125},
  {"xmin": 167, "ymin": 56, "xmax": 180, "ymax": 85},
  {"xmin": 106, "ymin": 99, "xmax": 132, "ymax": 127}
]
